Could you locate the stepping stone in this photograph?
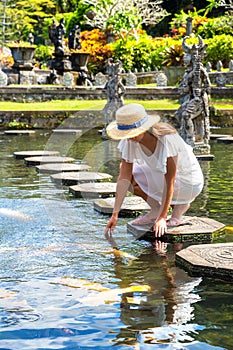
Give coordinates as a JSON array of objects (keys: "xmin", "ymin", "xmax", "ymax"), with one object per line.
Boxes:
[
  {"xmin": 127, "ymin": 216, "xmax": 226, "ymax": 243},
  {"xmin": 36, "ymin": 163, "xmax": 91, "ymax": 174},
  {"xmin": 25, "ymin": 156, "xmax": 75, "ymax": 166},
  {"xmin": 210, "ymin": 134, "xmax": 229, "ymax": 140},
  {"xmin": 196, "ymin": 154, "xmax": 214, "ymax": 161},
  {"xmin": 94, "ymin": 196, "xmax": 150, "ymax": 216},
  {"xmin": 52, "ymin": 129, "xmax": 82, "ymax": 135},
  {"xmin": 51, "ymin": 171, "xmax": 113, "ymax": 186},
  {"xmin": 217, "ymin": 136, "xmax": 233, "ymax": 144},
  {"xmin": 69, "ymin": 182, "xmax": 117, "ymax": 198},
  {"xmin": 4, "ymin": 130, "xmax": 35, "ymax": 135},
  {"xmin": 176, "ymin": 242, "xmax": 233, "ymax": 281},
  {"xmin": 14, "ymin": 150, "xmax": 60, "ymax": 159}
]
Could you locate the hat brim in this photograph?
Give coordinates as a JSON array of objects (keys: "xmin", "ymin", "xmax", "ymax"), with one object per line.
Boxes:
[{"xmin": 106, "ymin": 114, "xmax": 160, "ymax": 140}]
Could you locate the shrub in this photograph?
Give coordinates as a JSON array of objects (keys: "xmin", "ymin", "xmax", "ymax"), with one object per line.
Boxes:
[
  {"xmin": 78, "ymin": 29, "xmax": 113, "ymax": 73},
  {"xmin": 34, "ymin": 45, "xmax": 53, "ymax": 67},
  {"xmin": 196, "ymin": 15, "xmax": 233, "ymax": 39},
  {"xmin": 111, "ymin": 32, "xmax": 180, "ymax": 71},
  {"xmin": 204, "ymin": 34, "xmax": 233, "ymax": 68}
]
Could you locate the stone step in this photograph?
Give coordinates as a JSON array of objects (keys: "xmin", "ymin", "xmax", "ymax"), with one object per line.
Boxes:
[
  {"xmin": 52, "ymin": 129, "xmax": 82, "ymax": 135},
  {"xmin": 196, "ymin": 154, "xmax": 215, "ymax": 161},
  {"xmin": 176, "ymin": 242, "xmax": 233, "ymax": 281},
  {"xmin": 36, "ymin": 163, "xmax": 91, "ymax": 174},
  {"xmin": 217, "ymin": 136, "xmax": 233, "ymax": 144},
  {"xmin": 14, "ymin": 150, "xmax": 60, "ymax": 159},
  {"xmin": 24, "ymin": 156, "xmax": 75, "ymax": 166},
  {"xmin": 127, "ymin": 216, "xmax": 226, "ymax": 243},
  {"xmin": 94, "ymin": 196, "xmax": 150, "ymax": 217},
  {"xmin": 69, "ymin": 182, "xmax": 117, "ymax": 198},
  {"xmin": 51, "ymin": 171, "xmax": 113, "ymax": 186},
  {"xmin": 4, "ymin": 130, "xmax": 36, "ymax": 135},
  {"xmin": 210, "ymin": 134, "xmax": 230, "ymax": 140}
]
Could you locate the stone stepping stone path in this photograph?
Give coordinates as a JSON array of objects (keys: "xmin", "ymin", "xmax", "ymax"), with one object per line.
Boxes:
[
  {"xmin": 196, "ymin": 154, "xmax": 214, "ymax": 161},
  {"xmin": 217, "ymin": 136, "xmax": 233, "ymax": 144},
  {"xmin": 52, "ymin": 129, "xmax": 82, "ymax": 135},
  {"xmin": 51, "ymin": 171, "xmax": 113, "ymax": 186},
  {"xmin": 176, "ymin": 242, "xmax": 233, "ymax": 281},
  {"xmin": 14, "ymin": 150, "xmax": 60, "ymax": 159},
  {"xmin": 24, "ymin": 156, "xmax": 75, "ymax": 166},
  {"xmin": 127, "ymin": 216, "xmax": 226, "ymax": 243},
  {"xmin": 210, "ymin": 134, "xmax": 230, "ymax": 140},
  {"xmin": 94, "ymin": 196, "xmax": 150, "ymax": 217},
  {"xmin": 69, "ymin": 182, "xmax": 117, "ymax": 198},
  {"xmin": 4, "ymin": 130, "xmax": 36, "ymax": 135},
  {"xmin": 36, "ymin": 163, "xmax": 91, "ymax": 174}
]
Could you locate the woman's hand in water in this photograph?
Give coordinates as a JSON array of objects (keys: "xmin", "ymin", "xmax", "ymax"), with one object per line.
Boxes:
[
  {"xmin": 154, "ymin": 217, "xmax": 167, "ymax": 237},
  {"xmin": 104, "ymin": 214, "xmax": 118, "ymax": 235}
]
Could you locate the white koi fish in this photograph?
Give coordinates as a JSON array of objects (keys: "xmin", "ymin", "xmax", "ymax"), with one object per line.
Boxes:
[{"xmin": 0, "ymin": 208, "xmax": 32, "ymax": 221}]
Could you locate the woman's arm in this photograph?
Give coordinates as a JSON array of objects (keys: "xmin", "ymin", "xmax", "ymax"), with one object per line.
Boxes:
[
  {"xmin": 104, "ymin": 159, "xmax": 133, "ymax": 235},
  {"xmin": 154, "ymin": 156, "xmax": 177, "ymax": 237}
]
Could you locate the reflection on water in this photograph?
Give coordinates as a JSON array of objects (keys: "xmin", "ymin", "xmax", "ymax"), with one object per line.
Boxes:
[{"xmin": 0, "ymin": 128, "xmax": 233, "ymax": 349}]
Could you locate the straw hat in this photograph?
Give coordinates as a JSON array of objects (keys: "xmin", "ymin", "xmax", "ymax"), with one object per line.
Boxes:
[{"xmin": 106, "ymin": 103, "xmax": 160, "ymax": 140}]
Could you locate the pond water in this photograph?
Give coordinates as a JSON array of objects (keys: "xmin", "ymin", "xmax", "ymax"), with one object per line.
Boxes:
[{"xmin": 0, "ymin": 126, "xmax": 233, "ymax": 350}]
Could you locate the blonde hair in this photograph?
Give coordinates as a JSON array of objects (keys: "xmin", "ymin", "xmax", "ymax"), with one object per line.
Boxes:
[{"xmin": 149, "ymin": 122, "xmax": 177, "ymax": 137}]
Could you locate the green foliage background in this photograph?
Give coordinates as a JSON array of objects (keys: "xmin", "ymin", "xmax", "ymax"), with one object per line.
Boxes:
[{"xmin": 1, "ymin": 0, "xmax": 233, "ymax": 72}]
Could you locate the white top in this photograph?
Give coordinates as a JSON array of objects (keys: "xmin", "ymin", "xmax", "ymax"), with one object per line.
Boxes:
[{"xmin": 118, "ymin": 133, "xmax": 204, "ymax": 204}]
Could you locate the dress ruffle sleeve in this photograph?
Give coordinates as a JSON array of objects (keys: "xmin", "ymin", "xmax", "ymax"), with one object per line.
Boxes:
[
  {"xmin": 158, "ymin": 134, "xmax": 188, "ymax": 174},
  {"xmin": 117, "ymin": 140, "xmax": 136, "ymax": 163}
]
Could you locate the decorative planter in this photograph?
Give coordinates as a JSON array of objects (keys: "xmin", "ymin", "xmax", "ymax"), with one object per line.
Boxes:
[
  {"xmin": 70, "ymin": 52, "xmax": 89, "ymax": 71},
  {"xmin": 10, "ymin": 46, "xmax": 35, "ymax": 70}
]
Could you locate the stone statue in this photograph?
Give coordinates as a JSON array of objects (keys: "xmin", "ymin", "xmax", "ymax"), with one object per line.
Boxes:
[
  {"xmin": 49, "ymin": 18, "xmax": 66, "ymax": 56},
  {"xmin": 68, "ymin": 25, "xmax": 81, "ymax": 51},
  {"xmin": 102, "ymin": 59, "xmax": 125, "ymax": 136},
  {"xmin": 174, "ymin": 36, "xmax": 211, "ymax": 147}
]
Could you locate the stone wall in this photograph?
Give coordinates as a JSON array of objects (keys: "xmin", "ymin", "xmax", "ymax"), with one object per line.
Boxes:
[
  {"xmin": 0, "ymin": 86, "xmax": 232, "ymax": 102},
  {"xmin": 0, "ymin": 108, "xmax": 232, "ymax": 130}
]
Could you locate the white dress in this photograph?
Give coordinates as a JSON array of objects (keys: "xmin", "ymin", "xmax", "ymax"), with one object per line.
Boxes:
[{"xmin": 118, "ymin": 133, "xmax": 204, "ymax": 205}]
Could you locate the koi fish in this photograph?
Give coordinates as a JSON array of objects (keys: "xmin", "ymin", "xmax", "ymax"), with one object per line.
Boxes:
[
  {"xmin": 51, "ymin": 277, "xmax": 109, "ymax": 292},
  {"xmin": 105, "ymin": 248, "xmax": 138, "ymax": 260},
  {"xmin": 0, "ymin": 208, "xmax": 32, "ymax": 221},
  {"xmin": 81, "ymin": 285, "xmax": 151, "ymax": 306},
  {"xmin": 52, "ymin": 277, "xmax": 151, "ymax": 306}
]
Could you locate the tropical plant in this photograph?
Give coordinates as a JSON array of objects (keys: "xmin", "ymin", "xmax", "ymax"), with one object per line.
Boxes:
[
  {"xmin": 6, "ymin": 0, "xmax": 56, "ymax": 43},
  {"xmin": 76, "ymin": 29, "xmax": 113, "ymax": 73},
  {"xmin": 196, "ymin": 14, "xmax": 233, "ymax": 38},
  {"xmin": 161, "ymin": 43, "xmax": 184, "ymax": 67},
  {"xmin": 204, "ymin": 34, "xmax": 233, "ymax": 68},
  {"xmin": 169, "ymin": 8, "xmax": 210, "ymax": 38},
  {"xmin": 81, "ymin": 0, "xmax": 169, "ymax": 41},
  {"xmin": 34, "ymin": 45, "xmax": 53, "ymax": 66}
]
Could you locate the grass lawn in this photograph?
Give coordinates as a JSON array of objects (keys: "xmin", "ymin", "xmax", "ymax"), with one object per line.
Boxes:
[{"xmin": 0, "ymin": 99, "xmax": 232, "ymax": 111}]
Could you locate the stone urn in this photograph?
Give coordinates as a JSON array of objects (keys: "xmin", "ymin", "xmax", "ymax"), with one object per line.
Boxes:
[
  {"xmin": 9, "ymin": 46, "xmax": 36, "ymax": 70},
  {"xmin": 70, "ymin": 52, "xmax": 89, "ymax": 72}
]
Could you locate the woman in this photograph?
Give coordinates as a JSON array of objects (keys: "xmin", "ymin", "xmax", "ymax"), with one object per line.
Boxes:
[{"xmin": 104, "ymin": 103, "xmax": 204, "ymax": 237}]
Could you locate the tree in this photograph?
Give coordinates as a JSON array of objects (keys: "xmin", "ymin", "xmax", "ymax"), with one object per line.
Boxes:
[
  {"xmin": 205, "ymin": 0, "xmax": 233, "ymax": 10},
  {"xmin": 0, "ymin": 0, "xmax": 56, "ymax": 44},
  {"xmin": 82, "ymin": 0, "xmax": 169, "ymax": 41}
]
